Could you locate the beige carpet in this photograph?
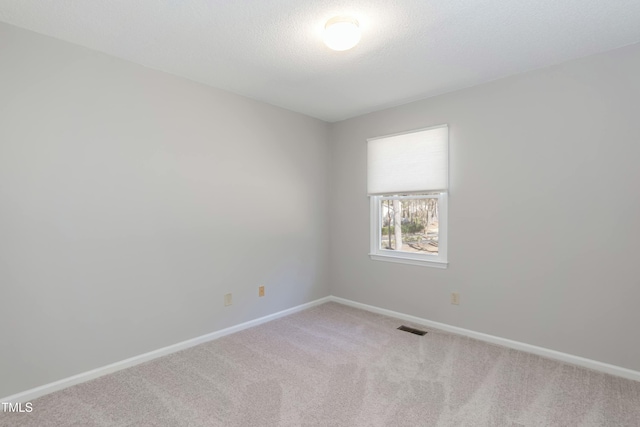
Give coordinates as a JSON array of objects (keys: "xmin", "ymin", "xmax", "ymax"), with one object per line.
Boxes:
[{"xmin": 2, "ymin": 302, "xmax": 639, "ymax": 426}]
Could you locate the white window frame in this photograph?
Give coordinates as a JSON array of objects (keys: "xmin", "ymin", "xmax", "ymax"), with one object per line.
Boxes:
[{"xmin": 369, "ymin": 193, "xmax": 448, "ymax": 268}]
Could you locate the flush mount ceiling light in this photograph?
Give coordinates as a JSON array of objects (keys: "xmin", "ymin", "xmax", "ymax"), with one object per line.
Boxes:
[{"xmin": 323, "ymin": 16, "xmax": 360, "ymax": 51}]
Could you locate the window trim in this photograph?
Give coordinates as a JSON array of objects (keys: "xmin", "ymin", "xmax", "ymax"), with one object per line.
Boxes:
[{"xmin": 369, "ymin": 193, "xmax": 448, "ymax": 269}]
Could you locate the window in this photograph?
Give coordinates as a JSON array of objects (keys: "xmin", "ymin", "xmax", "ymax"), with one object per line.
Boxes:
[{"xmin": 367, "ymin": 125, "xmax": 448, "ymax": 268}]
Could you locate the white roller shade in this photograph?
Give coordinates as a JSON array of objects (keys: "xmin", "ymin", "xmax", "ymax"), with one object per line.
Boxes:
[{"xmin": 367, "ymin": 125, "xmax": 448, "ymax": 195}]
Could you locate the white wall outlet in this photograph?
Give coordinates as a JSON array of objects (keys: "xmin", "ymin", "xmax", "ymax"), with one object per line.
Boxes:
[
  {"xmin": 224, "ymin": 293, "xmax": 232, "ymax": 306},
  {"xmin": 451, "ymin": 292, "xmax": 460, "ymax": 305}
]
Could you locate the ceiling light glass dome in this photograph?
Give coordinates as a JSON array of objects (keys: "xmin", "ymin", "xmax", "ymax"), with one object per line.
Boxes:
[{"xmin": 324, "ymin": 16, "xmax": 360, "ymax": 51}]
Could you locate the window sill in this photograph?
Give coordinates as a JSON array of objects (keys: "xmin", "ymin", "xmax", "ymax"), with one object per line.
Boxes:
[{"xmin": 369, "ymin": 253, "xmax": 448, "ymax": 269}]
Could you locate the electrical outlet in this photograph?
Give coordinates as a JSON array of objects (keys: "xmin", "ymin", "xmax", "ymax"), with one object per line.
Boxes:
[
  {"xmin": 258, "ymin": 286, "xmax": 265, "ymax": 297},
  {"xmin": 224, "ymin": 293, "xmax": 232, "ymax": 306},
  {"xmin": 451, "ymin": 292, "xmax": 460, "ymax": 305}
]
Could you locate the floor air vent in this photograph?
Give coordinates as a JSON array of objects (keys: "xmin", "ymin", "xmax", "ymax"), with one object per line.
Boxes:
[{"xmin": 397, "ymin": 325, "xmax": 428, "ymax": 336}]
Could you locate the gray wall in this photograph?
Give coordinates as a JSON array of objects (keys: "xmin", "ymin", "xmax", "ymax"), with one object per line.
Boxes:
[
  {"xmin": 329, "ymin": 42, "xmax": 640, "ymax": 372},
  {"xmin": 0, "ymin": 22, "xmax": 330, "ymax": 398}
]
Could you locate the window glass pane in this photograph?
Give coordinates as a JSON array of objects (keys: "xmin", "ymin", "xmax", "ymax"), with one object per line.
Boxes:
[{"xmin": 379, "ymin": 197, "xmax": 439, "ymax": 255}]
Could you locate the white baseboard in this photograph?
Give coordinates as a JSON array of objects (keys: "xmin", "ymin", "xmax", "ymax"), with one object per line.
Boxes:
[
  {"xmin": 329, "ymin": 296, "xmax": 640, "ymax": 383},
  {"xmin": 2, "ymin": 296, "xmax": 332, "ymax": 403},
  {"xmin": 4, "ymin": 294, "xmax": 638, "ymax": 403}
]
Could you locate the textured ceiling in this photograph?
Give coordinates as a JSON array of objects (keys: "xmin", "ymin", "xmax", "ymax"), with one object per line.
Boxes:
[{"xmin": 2, "ymin": 1, "xmax": 640, "ymax": 122}]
